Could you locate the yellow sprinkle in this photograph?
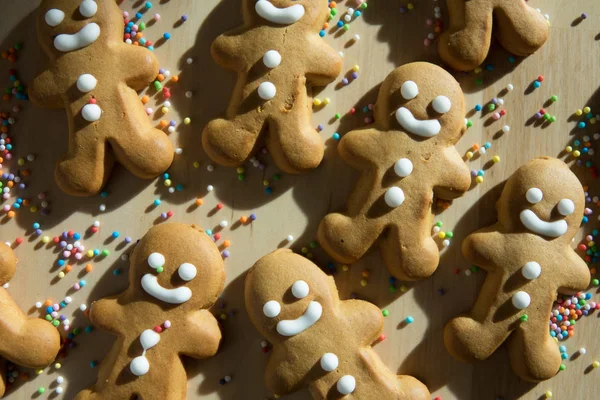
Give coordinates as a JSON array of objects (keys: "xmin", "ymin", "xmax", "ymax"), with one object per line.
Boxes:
[
  {"xmin": 58, "ymin": 272, "xmax": 65, "ymax": 279},
  {"xmin": 301, "ymin": 247, "xmax": 308, "ymax": 254},
  {"xmin": 591, "ymin": 118, "xmax": 597, "ymax": 124},
  {"xmin": 313, "ymin": 98, "xmax": 322, "ymax": 106},
  {"xmin": 41, "ymin": 236, "xmax": 50, "ymax": 244},
  {"xmin": 438, "ymin": 232, "xmax": 446, "ymax": 239},
  {"xmin": 236, "ymin": 167, "xmax": 245, "ymax": 173},
  {"xmin": 474, "ymin": 67, "xmax": 482, "ymax": 74},
  {"xmin": 164, "ymin": 179, "xmax": 172, "ymax": 187},
  {"xmin": 30, "ymin": 206, "xmax": 38, "ymax": 213},
  {"xmin": 545, "ymin": 391, "xmax": 552, "ymax": 398},
  {"xmin": 183, "ymin": 117, "xmax": 191, "ymax": 125},
  {"xmin": 492, "ymin": 155, "xmax": 500, "ymax": 163},
  {"xmin": 407, "ymin": 3, "xmax": 414, "ymax": 10},
  {"xmin": 306, "ymin": 253, "xmax": 313, "ymax": 259},
  {"xmin": 341, "ymin": 265, "xmax": 349, "ymax": 272},
  {"xmin": 573, "ymin": 150, "xmax": 581, "ymax": 157},
  {"xmin": 360, "ymin": 279, "xmax": 368, "ymax": 287},
  {"xmin": 565, "ymin": 146, "xmax": 573, "ymax": 152},
  {"xmin": 36, "ymin": 369, "xmax": 43, "ymax": 375},
  {"xmin": 466, "ymin": 151, "xmax": 473, "ymax": 159},
  {"xmin": 400, "ymin": 285, "xmax": 408, "ymax": 293},
  {"xmin": 192, "ymin": 161, "xmax": 200, "ymax": 168},
  {"xmin": 589, "ymin": 241, "xmax": 595, "ymax": 247},
  {"xmin": 575, "ymin": 109, "xmax": 583, "ymax": 116},
  {"xmin": 592, "ymin": 361, "xmax": 600, "ymax": 368},
  {"xmin": 17, "ymin": 158, "xmax": 25, "ymax": 166},
  {"xmin": 583, "ymin": 106, "xmax": 591, "ymax": 114},
  {"xmin": 475, "ymin": 176, "xmax": 484, "ymax": 183},
  {"xmin": 352, "ymin": 65, "xmax": 360, "ymax": 72},
  {"xmin": 161, "ymin": 107, "xmax": 169, "ymax": 114},
  {"xmin": 263, "ymin": 180, "xmax": 269, "ymax": 186},
  {"xmin": 323, "ymin": 98, "xmax": 331, "ymax": 105},
  {"xmin": 220, "ymin": 313, "xmax": 227, "ymax": 320},
  {"xmin": 87, "ymin": 250, "xmax": 94, "ymax": 258},
  {"xmin": 54, "ymin": 363, "xmax": 62, "ymax": 369}
]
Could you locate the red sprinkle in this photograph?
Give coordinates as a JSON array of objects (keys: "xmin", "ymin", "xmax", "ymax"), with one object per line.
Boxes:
[
  {"xmin": 153, "ymin": 326, "xmax": 162, "ymax": 333},
  {"xmin": 166, "ymin": 211, "xmax": 174, "ymax": 218},
  {"xmin": 216, "ymin": 203, "xmax": 223, "ymax": 210},
  {"xmin": 15, "ymin": 237, "xmax": 23, "ymax": 245}
]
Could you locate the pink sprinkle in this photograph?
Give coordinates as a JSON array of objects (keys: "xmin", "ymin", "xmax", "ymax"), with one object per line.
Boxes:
[
  {"xmin": 492, "ymin": 112, "xmax": 500, "ymax": 120},
  {"xmin": 163, "ymin": 320, "xmax": 171, "ymax": 328},
  {"xmin": 424, "ymin": 38, "xmax": 431, "ymax": 46},
  {"xmin": 123, "ymin": 11, "xmax": 129, "ymax": 18},
  {"xmin": 584, "ymin": 208, "xmax": 592, "ymax": 215},
  {"xmin": 74, "ymin": 283, "xmax": 81, "ymax": 290},
  {"xmin": 154, "ymin": 13, "xmax": 161, "ymax": 21}
]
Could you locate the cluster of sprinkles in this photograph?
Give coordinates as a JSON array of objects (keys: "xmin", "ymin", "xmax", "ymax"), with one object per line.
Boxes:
[{"xmin": 322, "ymin": 1, "xmax": 367, "ymax": 37}]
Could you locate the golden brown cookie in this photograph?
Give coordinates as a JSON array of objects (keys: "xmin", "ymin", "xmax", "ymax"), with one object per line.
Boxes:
[
  {"xmin": 202, "ymin": 0, "xmax": 342, "ymax": 173},
  {"xmin": 30, "ymin": 0, "xmax": 174, "ymax": 196},
  {"xmin": 318, "ymin": 62, "xmax": 471, "ymax": 281},
  {"xmin": 75, "ymin": 223, "xmax": 225, "ymax": 399},
  {"xmin": 444, "ymin": 157, "xmax": 590, "ymax": 382},
  {"xmin": 245, "ymin": 249, "xmax": 430, "ymax": 399},
  {"xmin": 438, "ymin": 0, "xmax": 549, "ymax": 71},
  {"xmin": 0, "ymin": 243, "xmax": 61, "ymax": 398}
]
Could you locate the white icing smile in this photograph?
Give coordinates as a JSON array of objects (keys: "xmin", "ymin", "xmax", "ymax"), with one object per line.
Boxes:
[
  {"xmin": 276, "ymin": 301, "xmax": 322, "ymax": 336},
  {"xmin": 519, "ymin": 209, "xmax": 568, "ymax": 238},
  {"xmin": 54, "ymin": 22, "xmax": 100, "ymax": 52},
  {"xmin": 141, "ymin": 274, "xmax": 192, "ymax": 304},
  {"xmin": 255, "ymin": 0, "xmax": 305, "ymax": 25},
  {"xmin": 395, "ymin": 107, "xmax": 441, "ymax": 137}
]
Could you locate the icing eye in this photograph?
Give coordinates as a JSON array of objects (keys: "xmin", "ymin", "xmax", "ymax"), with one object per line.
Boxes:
[
  {"xmin": 291, "ymin": 280, "xmax": 309, "ymax": 299},
  {"xmin": 557, "ymin": 198, "xmax": 575, "ymax": 216},
  {"xmin": 147, "ymin": 252, "xmax": 165, "ymax": 269},
  {"xmin": 263, "ymin": 300, "xmax": 281, "ymax": 318},
  {"xmin": 401, "ymin": 81, "xmax": 418, "ymax": 100},
  {"xmin": 525, "ymin": 188, "xmax": 543, "ymax": 204},
  {"xmin": 177, "ymin": 263, "xmax": 197, "ymax": 281},
  {"xmin": 79, "ymin": 0, "xmax": 98, "ymax": 18},
  {"xmin": 432, "ymin": 95, "xmax": 452, "ymax": 114},
  {"xmin": 45, "ymin": 9, "xmax": 65, "ymax": 27}
]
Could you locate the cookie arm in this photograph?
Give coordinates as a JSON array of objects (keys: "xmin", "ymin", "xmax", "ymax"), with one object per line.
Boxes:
[
  {"xmin": 557, "ymin": 251, "xmax": 590, "ymax": 293},
  {"xmin": 118, "ymin": 45, "xmax": 159, "ymax": 90},
  {"xmin": 29, "ymin": 68, "xmax": 63, "ymax": 108},
  {"xmin": 178, "ymin": 310, "xmax": 222, "ymax": 359},
  {"xmin": 461, "ymin": 227, "xmax": 504, "ymax": 271},
  {"xmin": 338, "ymin": 128, "xmax": 384, "ymax": 169},
  {"xmin": 433, "ymin": 146, "xmax": 471, "ymax": 200},
  {"xmin": 305, "ymin": 37, "xmax": 342, "ymax": 86},
  {"xmin": 210, "ymin": 30, "xmax": 249, "ymax": 72},
  {"xmin": 264, "ymin": 348, "xmax": 311, "ymax": 396},
  {"xmin": 89, "ymin": 297, "xmax": 121, "ymax": 333},
  {"xmin": 341, "ymin": 300, "xmax": 384, "ymax": 345}
]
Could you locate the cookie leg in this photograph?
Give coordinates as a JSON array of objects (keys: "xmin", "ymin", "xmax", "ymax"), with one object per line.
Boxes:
[
  {"xmin": 495, "ymin": 2, "xmax": 549, "ymax": 56},
  {"xmin": 202, "ymin": 116, "xmax": 263, "ymax": 167},
  {"xmin": 55, "ymin": 134, "xmax": 114, "ymax": 196},
  {"xmin": 267, "ymin": 77, "xmax": 324, "ymax": 173},
  {"xmin": 438, "ymin": 0, "xmax": 494, "ymax": 71},
  {"xmin": 380, "ymin": 224, "xmax": 439, "ymax": 280},
  {"xmin": 108, "ymin": 126, "xmax": 174, "ymax": 179},
  {"xmin": 318, "ymin": 213, "xmax": 382, "ymax": 265},
  {"xmin": 443, "ymin": 316, "xmax": 509, "ymax": 363},
  {"xmin": 397, "ymin": 375, "xmax": 430, "ymax": 400},
  {"xmin": 507, "ymin": 319, "xmax": 561, "ymax": 382}
]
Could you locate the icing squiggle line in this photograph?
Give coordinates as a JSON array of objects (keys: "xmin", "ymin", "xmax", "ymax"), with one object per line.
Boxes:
[
  {"xmin": 519, "ymin": 209, "xmax": 567, "ymax": 237},
  {"xmin": 141, "ymin": 274, "xmax": 192, "ymax": 304},
  {"xmin": 255, "ymin": 0, "xmax": 305, "ymax": 25},
  {"xmin": 130, "ymin": 329, "xmax": 160, "ymax": 376},
  {"xmin": 395, "ymin": 107, "xmax": 441, "ymax": 137},
  {"xmin": 54, "ymin": 23, "xmax": 100, "ymax": 52},
  {"xmin": 276, "ymin": 301, "xmax": 322, "ymax": 336}
]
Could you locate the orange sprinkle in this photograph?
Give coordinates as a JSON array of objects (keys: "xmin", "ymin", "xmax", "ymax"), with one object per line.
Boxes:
[
  {"xmin": 133, "ymin": 41, "xmax": 139, "ymax": 46},
  {"xmin": 44, "ymin": 300, "xmax": 52, "ymax": 307},
  {"xmin": 21, "ymin": 169, "xmax": 30, "ymax": 177},
  {"xmin": 472, "ymin": 143, "xmax": 480, "ymax": 150},
  {"xmin": 136, "ymin": 32, "xmax": 143, "ymax": 39},
  {"xmin": 141, "ymin": 95, "xmax": 149, "ymax": 104},
  {"xmin": 223, "ymin": 240, "xmax": 231, "ymax": 248},
  {"xmin": 195, "ymin": 198, "xmax": 203, "ymax": 206},
  {"xmin": 240, "ymin": 216, "xmax": 248, "ymax": 223},
  {"xmin": 330, "ymin": 1, "xmax": 337, "ymax": 7},
  {"xmin": 85, "ymin": 264, "xmax": 93, "ymax": 273},
  {"xmin": 159, "ymin": 120, "xmax": 168, "ymax": 128},
  {"xmin": 7, "ymin": 181, "xmax": 13, "ymax": 188},
  {"xmin": 64, "ymin": 265, "xmax": 72, "ymax": 273},
  {"xmin": 171, "ymin": 75, "xmax": 179, "ymax": 83},
  {"xmin": 157, "ymin": 74, "xmax": 165, "ymax": 82},
  {"xmin": 7, "ymin": 211, "xmax": 15, "ymax": 218}
]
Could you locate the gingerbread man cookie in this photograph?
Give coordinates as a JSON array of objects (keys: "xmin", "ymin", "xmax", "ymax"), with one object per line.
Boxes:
[
  {"xmin": 444, "ymin": 157, "xmax": 590, "ymax": 382},
  {"xmin": 75, "ymin": 223, "xmax": 225, "ymax": 399},
  {"xmin": 319, "ymin": 62, "xmax": 471, "ymax": 280},
  {"xmin": 438, "ymin": 0, "xmax": 549, "ymax": 71},
  {"xmin": 245, "ymin": 249, "xmax": 430, "ymax": 399},
  {"xmin": 30, "ymin": 0, "xmax": 174, "ymax": 196},
  {"xmin": 0, "ymin": 243, "xmax": 61, "ymax": 397},
  {"xmin": 202, "ymin": 0, "xmax": 342, "ymax": 173}
]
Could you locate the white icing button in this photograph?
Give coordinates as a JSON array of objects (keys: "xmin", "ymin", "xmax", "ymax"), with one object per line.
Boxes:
[
  {"xmin": 263, "ymin": 50, "xmax": 282, "ymax": 68},
  {"xmin": 557, "ymin": 198, "xmax": 575, "ymax": 216},
  {"xmin": 336, "ymin": 375, "xmax": 356, "ymax": 395},
  {"xmin": 291, "ymin": 280, "xmax": 309, "ymax": 299},
  {"xmin": 130, "ymin": 355, "xmax": 150, "ymax": 376},
  {"xmin": 258, "ymin": 82, "xmax": 276, "ymax": 100},
  {"xmin": 525, "ymin": 188, "xmax": 543, "ymax": 204},
  {"xmin": 512, "ymin": 291, "xmax": 531, "ymax": 310},
  {"xmin": 147, "ymin": 252, "xmax": 165, "ymax": 269},
  {"xmin": 320, "ymin": 353, "xmax": 339, "ymax": 372},
  {"xmin": 393, "ymin": 158, "xmax": 413, "ymax": 177},
  {"xmin": 263, "ymin": 300, "xmax": 281, "ymax": 318},
  {"xmin": 140, "ymin": 329, "xmax": 160, "ymax": 350},
  {"xmin": 432, "ymin": 95, "xmax": 452, "ymax": 114},
  {"xmin": 384, "ymin": 186, "xmax": 405, "ymax": 208},
  {"xmin": 81, "ymin": 104, "xmax": 101, "ymax": 122},
  {"xmin": 178, "ymin": 263, "xmax": 197, "ymax": 281},
  {"xmin": 79, "ymin": 0, "xmax": 98, "ymax": 18},
  {"xmin": 45, "ymin": 9, "xmax": 65, "ymax": 27},
  {"xmin": 76, "ymin": 74, "xmax": 97, "ymax": 93},
  {"xmin": 401, "ymin": 81, "xmax": 418, "ymax": 100},
  {"xmin": 522, "ymin": 261, "xmax": 541, "ymax": 280}
]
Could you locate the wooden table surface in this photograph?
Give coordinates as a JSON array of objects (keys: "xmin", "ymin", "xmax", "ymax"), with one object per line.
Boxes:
[{"xmin": 1, "ymin": 0, "xmax": 599, "ymax": 399}]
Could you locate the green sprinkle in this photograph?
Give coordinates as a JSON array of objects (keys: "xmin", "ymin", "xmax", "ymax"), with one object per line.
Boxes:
[
  {"xmin": 330, "ymin": 8, "xmax": 337, "ymax": 16},
  {"xmin": 382, "ymin": 309, "xmax": 389, "ymax": 317},
  {"xmin": 139, "ymin": 22, "xmax": 146, "ymax": 31},
  {"xmin": 475, "ymin": 78, "xmax": 483, "ymax": 85},
  {"xmin": 45, "ymin": 315, "xmax": 52, "ymax": 321},
  {"xmin": 360, "ymin": 2, "xmax": 368, "ymax": 9},
  {"xmin": 549, "ymin": 116, "xmax": 556, "ymax": 122},
  {"xmin": 343, "ymin": 24, "xmax": 349, "ymax": 31},
  {"xmin": 37, "ymin": 388, "xmax": 45, "ymax": 394},
  {"xmin": 488, "ymin": 104, "xmax": 496, "ymax": 111},
  {"xmin": 550, "ymin": 95, "xmax": 558, "ymax": 102},
  {"xmin": 389, "ymin": 286, "xmax": 396, "ymax": 293},
  {"xmin": 101, "ymin": 249, "xmax": 110, "ymax": 257},
  {"xmin": 592, "ymin": 278, "xmax": 599, "ymax": 286},
  {"xmin": 73, "ymin": 328, "xmax": 81, "ymax": 335},
  {"xmin": 446, "ymin": 232, "xmax": 454, "ymax": 238},
  {"xmin": 466, "ymin": 120, "xmax": 473, "ymax": 128},
  {"xmin": 471, "ymin": 266, "xmax": 479, "ymax": 272},
  {"xmin": 52, "ymin": 320, "xmax": 59, "ymax": 327},
  {"xmin": 309, "ymin": 241, "xmax": 318, "ymax": 249},
  {"xmin": 153, "ymin": 81, "xmax": 162, "ymax": 91},
  {"xmin": 520, "ymin": 314, "xmax": 528, "ymax": 322},
  {"xmin": 334, "ymin": 113, "xmax": 341, "ymax": 119},
  {"xmin": 435, "ymin": 221, "xmax": 443, "ymax": 227},
  {"xmin": 156, "ymin": 266, "xmax": 164, "ymax": 273},
  {"xmin": 237, "ymin": 174, "xmax": 245, "ymax": 181},
  {"xmin": 559, "ymin": 364, "xmax": 566, "ymax": 371},
  {"xmin": 272, "ymin": 174, "xmax": 281, "ymax": 181}
]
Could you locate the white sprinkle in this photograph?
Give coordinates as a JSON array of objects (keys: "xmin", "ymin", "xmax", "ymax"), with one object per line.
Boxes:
[
  {"xmin": 502, "ymin": 125, "xmax": 510, "ymax": 133},
  {"xmin": 219, "ymin": 220, "xmax": 228, "ymax": 228},
  {"xmin": 80, "ymin": 304, "xmax": 87, "ymax": 312},
  {"xmin": 186, "ymin": 57, "xmax": 193, "ymax": 64},
  {"xmin": 175, "ymin": 148, "xmax": 183, "ymax": 155},
  {"xmin": 35, "ymin": 302, "xmax": 42, "ymax": 308},
  {"xmin": 207, "ymin": 165, "xmax": 214, "ymax": 172},
  {"xmin": 207, "ymin": 185, "xmax": 214, "ymax": 192},
  {"xmin": 185, "ymin": 91, "xmax": 193, "ymax": 98},
  {"xmin": 56, "ymin": 376, "xmax": 64, "ymax": 384},
  {"xmin": 287, "ymin": 235, "xmax": 294, "ymax": 242},
  {"xmin": 99, "ymin": 204, "xmax": 106, "ymax": 212}
]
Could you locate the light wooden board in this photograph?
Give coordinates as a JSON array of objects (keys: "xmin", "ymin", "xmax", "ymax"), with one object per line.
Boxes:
[{"xmin": 1, "ymin": 0, "xmax": 600, "ymax": 399}]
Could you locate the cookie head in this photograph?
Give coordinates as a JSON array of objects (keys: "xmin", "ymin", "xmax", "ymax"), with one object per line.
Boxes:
[
  {"xmin": 497, "ymin": 157, "xmax": 583, "ymax": 240},
  {"xmin": 37, "ymin": 0, "xmax": 117, "ymax": 57},
  {"xmin": 0, "ymin": 243, "xmax": 17, "ymax": 286},
  {"xmin": 129, "ymin": 224, "xmax": 225, "ymax": 310},
  {"xmin": 245, "ymin": 250, "xmax": 337, "ymax": 342},
  {"xmin": 375, "ymin": 62, "xmax": 465, "ymax": 144},
  {"xmin": 246, "ymin": 0, "xmax": 326, "ymax": 28}
]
